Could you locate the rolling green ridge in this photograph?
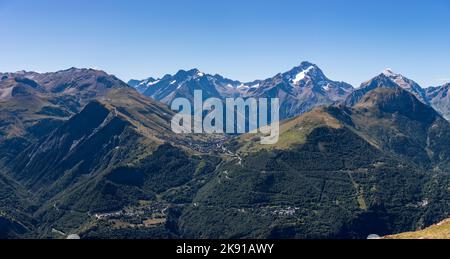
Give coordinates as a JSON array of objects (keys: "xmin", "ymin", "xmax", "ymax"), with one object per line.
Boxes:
[{"xmin": 179, "ymin": 126, "xmax": 448, "ymax": 238}]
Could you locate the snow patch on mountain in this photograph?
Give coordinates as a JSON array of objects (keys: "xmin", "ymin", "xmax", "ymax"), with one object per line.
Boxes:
[
  {"xmin": 236, "ymin": 83, "xmax": 260, "ymax": 90},
  {"xmin": 147, "ymin": 80, "xmax": 160, "ymax": 86},
  {"xmin": 292, "ymin": 66, "xmax": 314, "ymax": 84}
]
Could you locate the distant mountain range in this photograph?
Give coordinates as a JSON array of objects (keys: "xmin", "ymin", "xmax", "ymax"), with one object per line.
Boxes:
[
  {"xmin": 130, "ymin": 62, "xmax": 449, "ymax": 121},
  {"xmin": 0, "ymin": 63, "xmax": 448, "ymax": 239},
  {"xmin": 129, "ymin": 62, "xmax": 354, "ymax": 120}
]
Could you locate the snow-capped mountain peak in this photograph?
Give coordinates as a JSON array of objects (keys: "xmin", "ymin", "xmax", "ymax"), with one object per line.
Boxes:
[
  {"xmin": 381, "ymin": 68, "xmax": 411, "ymax": 85},
  {"xmin": 284, "ymin": 62, "xmax": 331, "ymax": 88},
  {"xmin": 382, "ymin": 68, "xmax": 397, "ymax": 77},
  {"xmin": 380, "ymin": 69, "xmax": 428, "ymax": 103},
  {"xmin": 381, "ymin": 69, "xmax": 410, "ymax": 88},
  {"xmin": 346, "ymin": 69, "xmax": 429, "ymax": 106}
]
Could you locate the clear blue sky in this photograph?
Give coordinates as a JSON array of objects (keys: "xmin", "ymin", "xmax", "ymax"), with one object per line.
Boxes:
[{"xmin": 1, "ymin": 0, "xmax": 449, "ymax": 87}]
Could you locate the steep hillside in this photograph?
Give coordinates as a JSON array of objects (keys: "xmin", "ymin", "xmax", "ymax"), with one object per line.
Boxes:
[
  {"xmin": 10, "ymin": 88, "xmax": 220, "ymax": 192},
  {"xmin": 177, "ymin": 88, "xmax": 449, "ymax": 239},
  {"xmin": 0, "ymin": 68, "xmax": 128, "ymax": 166},
  {"xmin": 426, "ymin": 83, "xmax": 450, "ymax": 120},
  {"xmin": 7, "ymin": 88, "xmax": 223, "ymax": 238},
  {"xmin": 384, "ymin": 218, "xmax": 450, "ymax": 239},
  {"xmin": 231, "ymin": 88, "xmax": 450, "ymax": 170},
  {"xmin": 0, "ymin": 173, "xmax": 35, "ymax": 239},
  {"xmin": 349, "ymin": 88, "xmax": 450, "ymax": 169}
]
